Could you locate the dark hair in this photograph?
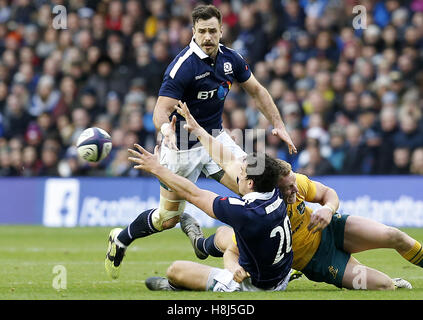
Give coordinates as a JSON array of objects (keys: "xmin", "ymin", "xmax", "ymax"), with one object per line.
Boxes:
[
  {"xmin": 245, "ymin": 153, "xmax": 280, "ymax": 193},
  {"xmin": 191, "ymin": 5, "xmax": 222, "ymax": 26}
]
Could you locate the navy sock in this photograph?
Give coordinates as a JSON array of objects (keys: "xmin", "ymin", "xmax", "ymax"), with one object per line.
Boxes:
[
  {"xmin": 117, "ymin": 209, "xmax": 159, "ymax": 246},
  {"xmin": 196, "ymin": 234, "xmax": 223, "ymax": 257}
]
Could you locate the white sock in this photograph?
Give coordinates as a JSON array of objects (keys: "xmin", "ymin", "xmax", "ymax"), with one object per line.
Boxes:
[{"xmin": 114, "ymin": 235, "xmax": 127, "ymax": 249}]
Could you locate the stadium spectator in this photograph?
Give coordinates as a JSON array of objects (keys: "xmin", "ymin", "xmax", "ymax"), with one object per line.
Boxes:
[
  {"xmin": 38, "ymin": 137, "xmax": 61, "ymax": 176},
  {"xmin": 232, "ymin": 5, "xmax": 268, "ymax": 66},
  {"xmin": 3, "ymin": 93, "xmax": 31, "ymax": 139},
  {"xmin": 21, "ymin": 144, "xmax": 41, "ymax": 176},
  {"xmin": 85, "ymin": 55, "xmax": 116, "ymax": 108},
  {"xmin": 297, "ymin": 138, "xmax": 335, "ymax": 176},
  {"xmin": 104, "ymin": 91, "xmax": 121, "ymax": 128},
  {"xmin": 391, "ymin": 146, "xmax": 411, "ymax": 174},
  {"xmin": 106, "ymin": 148, "xmax": 132, "ymax": 177},
  {"xmin": 53, "ymin": 76, "xmax": 76, "ymax": 121},
  {"xmin": 393, "ymin": 112, "xmax": 423, "ymax": 151},
  {"xmin": 133, "ymin": 44, "xmax": 164, "ymax": 96},
  {"xmin": 28, "ymin": 75, "xmax": 60, "ymax": 117},
  {"xmin": 77, "ymin": 87, "xmax": 103, "ymax": 121},
  {"xmin": 410, "ymin": 147, "xmax": 423, "ymax": 175},
  {"xmin": 374, "ymin": 106, "xmax": 400, "ymax": 174},
  {"xmin": 280, "ymin": 0, "xmax": 306, "ymax": 41},
  {"xmin": 0, "ymin": 145, "xmax": 11, "ymax": 175},
  {"xmin": 105, "ymin": 0, "xmax": 123, "ymax": 31},
  {"xmin": 327, "ymin": 124, "xmax": 346, "ymax": 173},
  {"xmin": 56, "ymin": 114, "xmax": 74, "ymax": 147},
  {"xmin": 70, "ymin": 107, "xmax": 91, "ymax": 144},
  {"xmin": 342, "ymin": 123, "xmax": 369, "ymax": 175},
  {"xmin": 0, "ymin": 81, "xmax": 8, "ymax": 113}
]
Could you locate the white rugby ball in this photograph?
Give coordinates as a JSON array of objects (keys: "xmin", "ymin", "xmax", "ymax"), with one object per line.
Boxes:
[{"xmin": 76, "ymin": 127, "xmax": 112, "ymax": 162}]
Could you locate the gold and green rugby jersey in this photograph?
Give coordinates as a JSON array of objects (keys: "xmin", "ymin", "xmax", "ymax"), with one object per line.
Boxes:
[{"xmin": 289, "ymin": 173, "xmax": 322, "ymax": 270}]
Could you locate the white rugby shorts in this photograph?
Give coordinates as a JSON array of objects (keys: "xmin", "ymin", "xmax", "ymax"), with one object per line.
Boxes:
[
  {"xmin": 207, "ymin": 268, "xmax": 291, "ymax": 292},
  {"xmin": 160, "ymin": 130, "xmax": 246, "ymax": 183}
]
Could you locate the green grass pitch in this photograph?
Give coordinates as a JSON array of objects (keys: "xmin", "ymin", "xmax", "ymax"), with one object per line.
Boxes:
[{"xmin": 2, "ymin": 225, "xmax": 423, "ymax": 300}]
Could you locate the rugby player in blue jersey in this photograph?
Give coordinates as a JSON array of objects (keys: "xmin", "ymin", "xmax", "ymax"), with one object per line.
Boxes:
[
  {"xmin": 105, "ymin": 4, "xmax": 296, "ymax": 279},
  {"xmin": 127, "ymin": 139, "xmax": 292, "ymax": 292}
]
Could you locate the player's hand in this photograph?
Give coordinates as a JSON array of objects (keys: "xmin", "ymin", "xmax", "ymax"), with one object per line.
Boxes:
[
  {"xmin": 128, "ymin": 144, "xmax": 160, "ymax": 174},
  {"xmin": 161, "ymin": 115, "xmax": 178, "ymax": 150},
  {"xmin": 307, "ymin": 206, "xmax": 333, "ymax": 234},
  {"xmin": 272, "ymin": 127, "xmax": 297, "ymax": 155},
  {"xmin": 174, "ymin": 100, "xmax": 201, "ymax": 135},
  {"xmin": 232, "ymin": 265, "xmax": 250, "ymax": 283}
]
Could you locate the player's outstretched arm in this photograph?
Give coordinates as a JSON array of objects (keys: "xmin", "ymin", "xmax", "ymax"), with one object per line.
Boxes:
[
  {"xmin": 175, "ymin": 100, "xmax": 241, "ymax": 183},
  {"xmin": 128, "ymin": 144, "xmax": 218, "ymax": 219},
  {"xmin": 240, "ymin": 74, "xmax": 297, "ymax": 154}
]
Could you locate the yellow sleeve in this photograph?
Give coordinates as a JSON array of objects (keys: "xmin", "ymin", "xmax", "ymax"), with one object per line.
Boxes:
[
  {"xmin": 295, "ymin": 173, "xmax": 317, "ymax": 202},
  {"xmin": 232, "ymin": 233, "xmax": 237, "ymax": 245}
]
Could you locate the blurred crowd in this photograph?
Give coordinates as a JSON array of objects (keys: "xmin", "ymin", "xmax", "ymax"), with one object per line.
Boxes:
[{"xmin": 0, "ymin": 0, "xmax": 422, "ymax": 178}]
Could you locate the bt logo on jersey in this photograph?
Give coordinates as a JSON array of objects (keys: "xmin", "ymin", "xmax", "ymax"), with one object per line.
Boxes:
[
  {"xmin": 197, "ymin": 89, "xmax": 217, "ymax": 100},
  {"xmin": 197, "ymin": 81, "xmax": 232, "ymax": 100}
]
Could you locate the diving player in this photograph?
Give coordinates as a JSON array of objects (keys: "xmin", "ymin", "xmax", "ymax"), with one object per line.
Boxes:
[{"xmin": 105, "ymin": 4, "xmax": 296, "ymax": 279}]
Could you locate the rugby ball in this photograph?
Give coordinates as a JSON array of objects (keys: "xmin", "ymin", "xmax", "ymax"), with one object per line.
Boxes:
[{"xmin": 76, "ymin": 127, "xmax": 112, "ymax": 162}]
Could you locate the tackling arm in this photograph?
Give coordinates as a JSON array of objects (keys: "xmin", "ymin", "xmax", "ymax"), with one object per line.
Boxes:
[
  {"xmin": 307, "ymin": 180, "xmax": 340, "ymax": 233},
  {"xmin": 312, "ymin": 181, "xmax": 339, "ymax": 213}
]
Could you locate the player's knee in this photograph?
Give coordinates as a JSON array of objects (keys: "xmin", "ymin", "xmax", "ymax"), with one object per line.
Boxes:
[
  {"xmin": 166, "ymin": 262, "xmax": 177, "ymax": 279},
  {"xmin": 216, "ymin": 226, "xmax": 232, "ymax": 235},
  {"xmin": 215, "ymin": 226, "xmax": 231, "ymax": 239},
  {"xmin": 215, "ymin": 226, "xmax": 234, "ymax": 251},
  {"xmin": 162, "ymin": 215, "xmax": 180, "ymax": 230},
  {"xmin": 384, "ymin": 226, "xmax": 407, "ymax": 250},
  {"xmin": 166, "ymin": 261, "xmax": 184, "ymax": 283},
  {"xmin": 152, "ymin": 197, "xmax": 186, "ymax": 231},
  {"xmin": 374, "ymin": 278, "xmax": 395, "ymax": 291}
]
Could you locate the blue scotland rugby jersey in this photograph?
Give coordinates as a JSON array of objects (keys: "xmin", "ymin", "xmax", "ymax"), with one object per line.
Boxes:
[
  {"xmin": 159, "ymin": 38, "xmax": 251, "ymax": 149},
  {"xmin": 212, "ymin": 188, "xmax": 293, "ymax": 289}
]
